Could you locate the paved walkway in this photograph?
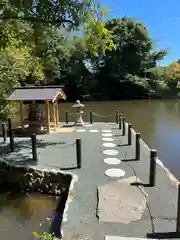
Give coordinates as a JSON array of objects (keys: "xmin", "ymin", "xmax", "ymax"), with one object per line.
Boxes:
[
  {"xmin": 60, "ymin": 123, "xmax": 178, "ymax": 240},
  {"xmin": 0, "ymin": 122, "xmax": 179, "ymax": 240}
]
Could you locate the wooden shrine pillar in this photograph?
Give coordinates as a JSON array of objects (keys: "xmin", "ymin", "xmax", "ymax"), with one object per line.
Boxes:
[
  {"xmin": 19, "ymin": 101, "xmax": 24, "ymax": 129},
  {"xmin": 53, "ymin": 102, "xmax": 56, "ymax": 132},
  {"xmin": 45, "ymin": 100, "xmax": 50, "ymax": 134},
  {"xmin": 55, "ymin": 101, "xmax": 59, "ymax": 128}
]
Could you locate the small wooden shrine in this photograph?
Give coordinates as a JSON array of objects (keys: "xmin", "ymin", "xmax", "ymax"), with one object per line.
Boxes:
[{"xmin": 7, "ymin": 86, "xmax": 67, "ymax": 134}]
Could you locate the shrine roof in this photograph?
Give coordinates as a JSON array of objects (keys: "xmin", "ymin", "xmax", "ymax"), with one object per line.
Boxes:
[{"xmin": 7, "ymin": 86, "xmax": 66, "ymax": 102}]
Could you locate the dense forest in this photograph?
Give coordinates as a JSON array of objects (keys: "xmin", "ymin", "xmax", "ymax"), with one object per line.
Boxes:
[{"xmin": 0, "ymin": 0, "xmax": 180, "ymax": 120}]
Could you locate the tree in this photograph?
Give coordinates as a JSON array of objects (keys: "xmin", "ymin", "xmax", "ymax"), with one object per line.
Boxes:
[
  {"xmin": 0, "ymin": 22, "xmax": 44, "ymax": 119},
  {"xmin": 164, "ymin": 62, "xmax": 180, "ymax": 88},
  {"xmin": 0, "ymin": 0, "xmax": 94, "ymax": 27},
  {"xmin": 93, "ymin": 17, "xmax": 168, "ymax": 99},
  {"xmin": 145, "ymin": 66, "xmax": 168, "ymax": 92},
  {"xmin": 0, "ymin": 0, "xmax": 116, "ymax": 113}
]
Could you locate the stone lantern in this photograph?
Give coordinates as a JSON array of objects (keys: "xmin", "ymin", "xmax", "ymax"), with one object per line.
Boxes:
[{"xmin": 72, "ymin": 100, "xmax": 84, "ymax": 126}]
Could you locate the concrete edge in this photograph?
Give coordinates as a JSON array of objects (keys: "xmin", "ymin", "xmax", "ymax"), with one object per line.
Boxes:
[
  {"xmin": 0, "ymin": 157, "xmax": 72, "ymax": 176},
  {"xmin": 61, "ymin": 172, "xmax": 78, "ymax": 223},
  {"xmin": 131, "ymin": 128, "xmax": 179, "ymax": 188},
  {"xmin": 0, "ymin": 157, "xmax": 73, "ymax": 194}
]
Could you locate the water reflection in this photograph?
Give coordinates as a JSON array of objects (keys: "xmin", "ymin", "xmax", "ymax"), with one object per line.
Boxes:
[{"xmin": 0, "ymin": 191, "xmax": 59, "ymax": 240}]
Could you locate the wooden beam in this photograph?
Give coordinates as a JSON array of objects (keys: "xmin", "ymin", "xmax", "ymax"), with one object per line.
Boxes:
[
  {"xmin": 19, "ymin": 101, "xmax": 24, "ymax": 129},
  {"xmin": 53, "ymin": 103, "xmax": 56, "ymax": 132},
  {"xmin": 56, "ymin": 101, "xmax": 59, "ymax": 128},
  {"xmin": 45, "ymin": 100, "xmax": 50, "ymax": 134}
]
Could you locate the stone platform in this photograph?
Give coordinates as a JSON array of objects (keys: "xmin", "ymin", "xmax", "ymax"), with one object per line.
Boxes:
[
  {"xmin": 61, "ymin": 122, "xmax": 178, "ymax": 240},
  {"xmin": 0, "ymin": 122, "xmax": 179, "ymax": 239}
]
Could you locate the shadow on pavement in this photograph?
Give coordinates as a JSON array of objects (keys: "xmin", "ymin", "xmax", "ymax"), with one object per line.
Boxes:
[
  {"xmin": 0, "ymin": 138, "xmax": 67, "ymax": 167},
  {"xmin": 147, "ymin": 232, "xmax": 180, "ymax": 239},
  {"xmin": 117, "ymin": 143, "xmax": 129, "ymax": 147},
  {"xmin": 131, "ymin": 182, "xmax": 153, "ymax": 187},
  {"xmin": 121, "ymin": 158, "xmax": 137, "ymax": 162}
]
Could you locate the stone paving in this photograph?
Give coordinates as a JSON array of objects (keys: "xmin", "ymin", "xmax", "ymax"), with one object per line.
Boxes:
[
  {"xmin": 61, "ymin": 123, "xmax": 178, "ymax": 240},
  {"xmin": 0, "ymin": 122, "xmax": 179, "ymax": 240}
]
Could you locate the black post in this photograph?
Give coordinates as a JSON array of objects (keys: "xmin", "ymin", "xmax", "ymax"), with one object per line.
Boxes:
[
  {"xmin": 122, "ymin": 117, "xmax": 125, "ymax": 136},
  {"xmin": 128, "ymin": 123, "xmax": 132, "ymax": 145},
  {"xmin": 31, "ymin": 134, "xmax": 37, "ymax": 161},
  {"xmin": 65, "ymin": 110, "xmax": 68, "ymax": 124},
  {"xmin": 8, "ymin": 118, "xmax": 14, "ymax": 152},
  {"xmin": 2, "ymin": 123, "xmax": 7, "ymax": 143},
  {"xmin": 149, "ymin": 149, "xmax": 157, "ymax": 187},
  {"xmin": 176, "ymin": 184, "xmax": 180, "ymax": 232},
  {"xmin": 8, "ymin": 118, "xmax": 12, "ymax": 137},
  {"xmin": 119, "ymin": 114, "xmax": 122, "ymax": 130},
  {"xmin": 90, "ymin": 110, "xmax": 93, "ymax": 124},
  {"xmin": 135, "ymin": 133, "xmax": 140, "ymax": 161},
  {"xmin": 9, "ymin": 131, "xmax": 14, "ymax": 152},
  {"xmin": 76, "ymin": 138, "xmax": 82, "ymax": 169},
  {"xmin": 116, "ymin": 110, "xmax": 119, "ymax": 124}
]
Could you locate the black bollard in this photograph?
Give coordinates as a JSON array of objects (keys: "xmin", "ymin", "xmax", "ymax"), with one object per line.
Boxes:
[
  {"xmin": 2, "ymin": 123, "xmax": 7, "ymax": 143},
  {"xmin": 8, "ymin": 118, "xmax": 14, "ymax": 152},
  {"xmin": 9, "ymin": 131, "xmax": 14, "ymax": 152},
  {"xmin": 119, "ymin": 114, "xmax": 122, "ymax": 130},
  {"xmin": 128, "ymin": 123, "xmax": 132, "ymax": 145},
  {"xmin": 65, "ymin": 110, "xmax": 68, "ymax": 124},
  {"xmin": 122, "ymin": 117, "xmax": 125, "ymax": 136},
  {"xmin": 116, "ymin": 110, "xmax": 119, "ymax": 124},
  {"xmin": 176, "ymin": 184, "xmax": 180, "ymax": 232},
  {"xmin": 135, "ymin": 133, "xmax": 140, "ymax": 161},
  {"xmin": 76, "ymin": 139, "xmax": 82, "ymax": 169},
  {"xmin": 149, "ymin": 149, "xmax": 157, "ymax": 187},
  {"xmin": 31, "ymin": 134, "xmax": 37, "ymax": 161},
  {"xmin": 90, "ymin": 110, "xmax": 93, "ymax": 124},
  {"xmin": 8, "ymin": 118, "xmax": 12, "ymax": 137}
]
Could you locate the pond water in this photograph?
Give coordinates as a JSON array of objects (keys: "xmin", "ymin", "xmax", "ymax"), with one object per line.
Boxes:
[{"xmin": 0, "ymin": 191, "xmax": 60, "ymax": 240}]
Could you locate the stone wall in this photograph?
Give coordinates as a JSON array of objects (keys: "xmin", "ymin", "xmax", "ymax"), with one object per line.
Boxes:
[{"xmin": 0, "ymin": 159, "xmax": 72, "ymax": 195}]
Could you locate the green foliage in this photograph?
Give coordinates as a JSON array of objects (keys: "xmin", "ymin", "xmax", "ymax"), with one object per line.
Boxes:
[
  {"xmin": 91, "ymin": 17, "xmax": 169, "ymax": 99},
  {"xmin": 104, "ymin": 17, "xmax": 154, "ymax": 75},
  {"xmin": 83, "ymin": 17, "xmax": 115, "ymax": 56},
  {"xmin": 164, "ymin": 62, "xmax": 180, "ymax": 83},
  {"xmin": 0, "ymin": 0, "xmax": 175, "ymax": 114},
  {"xmin": 82, "ymin": 4, "xmax": 116, "ymax": 56},
  {"xmin": 0, "ymin": 0, "xmax": 118, "ymax": 119},
  {"xmin": 146, "ymin": 67, "xmax": 165, "ymax": 80},
  {"xmin": 32, "ymin": 232, "xmax": 53, "ymax": 240},
  {"xmin": 0, "ymin": 21, "xmax": 44, "ymax": 119},
  {"xmin": 0, "ymin": 0, "xmax": 93, "ymax": 28}
]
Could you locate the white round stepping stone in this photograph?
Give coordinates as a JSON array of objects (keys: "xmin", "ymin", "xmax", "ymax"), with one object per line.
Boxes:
[
  {"xmin": 89, "ymin": 129, "xmax": 99, "ymax": 133},
  {"xmin": 103, "ymin": 142, "xmax": 116, "ymax": 148},
  {"xmin": 102, "ymin": 133, "xmax": 113, "ymax": 137},
  {"xmin": 102, "ymin": 138, "xmax": 114, "ymax": 142},
  {"xmin": 105, "ymin": 168, "xmax": 125, "ymax": 178},
  {"xmin": 103, "ymin": 149, "xmax": 119, "ymax": 156},
  {"xmin": 76, "ymin": 129, "xmax": 86, "ymax": 132},
  {"xmin": 86, "ymin": 124, "xmax": 92, "ymax": 127},
  {"xmin": 104, "ymin": 158, "xmax": 121, "ymax": 165},
  {"xmin": 102, "ymin": 130, "xmax": 112, "ymax": 133}
]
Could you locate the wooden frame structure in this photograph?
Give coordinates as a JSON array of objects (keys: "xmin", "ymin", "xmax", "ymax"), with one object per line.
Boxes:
[{"xmin": 7, "ymin": 86, "xmax": 67, "ymax": 134}]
